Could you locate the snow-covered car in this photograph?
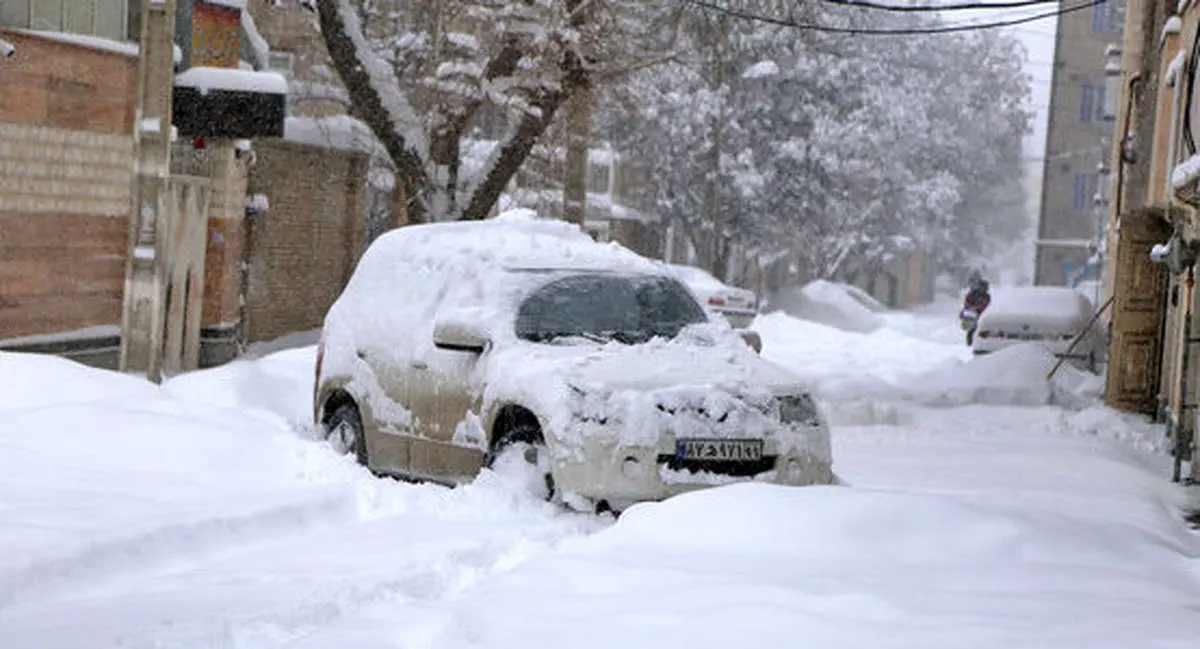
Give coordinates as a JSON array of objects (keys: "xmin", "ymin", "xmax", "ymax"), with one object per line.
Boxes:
[
  {"xmin": 971, "ymin": 286, "xmax": 1103, "ymax": 370},
  {"xmin": 314, "ymin": 213, "xmax": 834, "ymax": 512},
  {"xmin": 667, "ymin": 263, "xmax": 759, "ymax": 329}
]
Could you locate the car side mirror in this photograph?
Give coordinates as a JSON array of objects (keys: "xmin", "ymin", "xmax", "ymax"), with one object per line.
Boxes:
[
  {"xmin": 740, "ymin": 329, "xmax": 763, "ymax": 354},
  {"xmin": 433, "ymin": 316, "xmax": 490, "ymax": 354}
]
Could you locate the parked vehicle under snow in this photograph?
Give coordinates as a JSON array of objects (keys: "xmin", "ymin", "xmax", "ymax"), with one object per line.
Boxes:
[
  {"xmin": 666, "ymin": 263, "xmax": 759, "ymax": 330},
  {"xmin": 971, "ymin": 286, "xmax": 1103, "ymax": 371},
  {"xmin": 313, "ymin": 211, "xmax": 835, "ymax": 512}
]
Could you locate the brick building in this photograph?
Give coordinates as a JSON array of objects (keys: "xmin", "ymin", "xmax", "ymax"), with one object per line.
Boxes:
[
  {"xmin": 0, "ymin": 30, "xmax": 139, "ymax": 362},
  {"xmin": 1, "ymin": 5, "xmax": 379, "ymax": 369}
]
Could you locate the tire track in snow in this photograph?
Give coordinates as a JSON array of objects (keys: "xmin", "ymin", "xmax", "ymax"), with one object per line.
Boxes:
[
  {"xmin": 0, "ymin": 500, "xmax": 601, "ymax": 649},
  {"xmin": 0, "ymin": 485, "xmax": 357, "ymax": 615}
]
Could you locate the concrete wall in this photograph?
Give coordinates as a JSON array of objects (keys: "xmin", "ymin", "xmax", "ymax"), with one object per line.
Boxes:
[
  {"xmin": 242, "ymin": 139, "xmax": 369, "ymax": 343},
  {"xmin": 0, "ymin": 30, "xmax": 137, "ymax": 342},
  {"xmin": 851, "ymin": 249, "xmax": 934, "ymax": 309}
]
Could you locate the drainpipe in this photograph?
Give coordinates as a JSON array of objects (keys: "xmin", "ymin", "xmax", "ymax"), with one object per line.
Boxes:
[{"xmin": 1176, "ymin": 266, "xmax": 1196, "ymax": 482}]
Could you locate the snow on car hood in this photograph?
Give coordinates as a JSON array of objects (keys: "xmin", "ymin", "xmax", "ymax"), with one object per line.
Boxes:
[{"xmin": 481, "ymin": 326, "xmax": 814, "ymax": 448}]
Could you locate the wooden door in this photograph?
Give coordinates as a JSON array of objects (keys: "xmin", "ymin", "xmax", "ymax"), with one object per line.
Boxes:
[{"xmin": 1105, "ymin": 209, "xmax": 1172, "ymax": 415}]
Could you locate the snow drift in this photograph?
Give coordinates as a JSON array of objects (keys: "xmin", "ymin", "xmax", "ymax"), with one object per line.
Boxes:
[{"xmin": 765, "ymin": 280, "xmax": 886, "ymax": 333}]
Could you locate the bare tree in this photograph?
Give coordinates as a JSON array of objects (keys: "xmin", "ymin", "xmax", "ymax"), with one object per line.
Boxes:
[{"xmin": 304, "ymin": 0, "xmax": 674, "ymax": 224}]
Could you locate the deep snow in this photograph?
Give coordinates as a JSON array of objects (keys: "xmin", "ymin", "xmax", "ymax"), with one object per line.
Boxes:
[{"xmin": 1, "ymin": 299, "xmax": 1198, "ymax": 648}]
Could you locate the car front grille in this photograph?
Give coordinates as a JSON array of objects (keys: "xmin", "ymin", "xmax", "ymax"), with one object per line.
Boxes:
[{"xmin": 656, "ymin": 454, "xmax": 778, "ymax": 477}]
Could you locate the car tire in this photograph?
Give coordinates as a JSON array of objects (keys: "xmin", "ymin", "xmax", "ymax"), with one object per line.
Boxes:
[
  {"xmin": 485, "ymin": 423, "xmax": 557, "ymax": 503},
  {"xmin": 322, "ymin": 400, "xmax": 368, "ymax": 467}
]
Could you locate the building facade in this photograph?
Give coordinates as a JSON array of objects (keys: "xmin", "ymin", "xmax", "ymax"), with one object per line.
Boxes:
[
  {"xmin": 1103, "ymin": 0, "xmax": 1200, "ymax": 484},
  {"xmin": 1035, "ymin": 0, "xmax": 1126, "ymax": 287},
  {"xmin": 0, "ymin": 1, "xmax": 380, "ymax": 370}
]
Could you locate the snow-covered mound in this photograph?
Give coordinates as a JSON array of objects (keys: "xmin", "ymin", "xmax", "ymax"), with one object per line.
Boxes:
[
  {"xmin": 0, "ymin": 351, "xmax": 589, "ymax": 641},
  {"xmin": 416, "ymin": 473, "xmax": 1200, "ymax": 649},
  {"xmin": 757, "ymin": 310, "xmax": 1106, "ymax": 413},
  {"xmin": 0, "ymin": 351, "xmax": 159, "ymax": 413},
  {"xmin": 765, "ymin": 280, "xmax": 886, "ymax": 333},
  {"xmin": 754, "ymin": 311, "xmax": 967, "ymax": 390},
  {"xmin": 906, "ymin": 343, "xmax": 1103, "ymax": 409},
  {"xmin": 163, "ymin": 345, "xmax": 318, "ymax": 435}
]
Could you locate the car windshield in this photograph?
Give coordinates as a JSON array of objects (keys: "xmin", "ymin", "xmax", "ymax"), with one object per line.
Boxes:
[{"xmin": 515, "ymin": 272, "xmax": 708, "ymax": 344}]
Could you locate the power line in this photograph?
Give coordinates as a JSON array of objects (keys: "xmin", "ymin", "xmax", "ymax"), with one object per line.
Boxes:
[
  {"xmin": 683, "ymin": 0, "xmax": 1102, "ymax": 35},
  {"xmin": 821, "ymin": 0, "xmax": 1058, "ymax": 12}
]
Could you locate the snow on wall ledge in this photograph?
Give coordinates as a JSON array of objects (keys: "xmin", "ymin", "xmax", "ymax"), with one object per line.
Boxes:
[
  {"xmin": 1172, "ymin": 153, "xmax": 1200, "ymax": 190},
  {"xmin": 175, "ymin": 67, "xmax": 289, "ymax": 95},
  {"xmin": 15, "ymin": 29, "xmax": 183, "ymax": 63}
]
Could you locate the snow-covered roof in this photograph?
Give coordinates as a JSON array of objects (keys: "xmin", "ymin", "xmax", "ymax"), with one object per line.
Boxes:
[
  {"xmin": 175, "ymin": 67, "xmax": 289, "ymax": 94},
  {"xmin": 12, "ymin": 29, "xmax": 183, "ymax": 63},
  {"xmin": 978, "ymin": 286, "xmax": 1092, "ymax": 331},
  {"xmin": 353, "ymin": 211, "xmax": 661, "ymax": 279},
  {"xmin": 283, "ymin": 115, "xmax": 385, "ymax": 156},
  {"xmin": 668, "ymin": 264, "xmax": 725, "ymax": 291}
]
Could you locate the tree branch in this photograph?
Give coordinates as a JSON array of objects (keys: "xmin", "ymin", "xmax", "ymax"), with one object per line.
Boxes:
[
  {"xmin": 315, "ymin": 0, "xmax": 431, "ymax": 223},
  {"xmin": 454, "ymin": 0, "xmax": 593, "ymax": 221}
]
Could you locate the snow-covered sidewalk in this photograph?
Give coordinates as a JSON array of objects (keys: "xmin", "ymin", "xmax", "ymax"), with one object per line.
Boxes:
[{"xmin": 1, "ymin": 300, "xmax": 1198, "ymax": 648}]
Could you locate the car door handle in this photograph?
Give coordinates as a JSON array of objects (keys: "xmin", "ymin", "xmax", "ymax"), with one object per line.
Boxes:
[{"xmin": 411, "ymin": 360, "xmax": 428, "ymax": 370}]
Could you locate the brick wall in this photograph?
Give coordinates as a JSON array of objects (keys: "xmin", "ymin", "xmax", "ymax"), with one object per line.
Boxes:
[
  {"xmin": 0, "ymin": 30, "xmax": 137, "ymax": 341},
  {"xmin": 243, "ymin": 139, "xmax": 368, "ymax": 343}
]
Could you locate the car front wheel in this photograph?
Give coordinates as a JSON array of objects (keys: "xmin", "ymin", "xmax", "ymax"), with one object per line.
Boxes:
[
  {"xmin": 486, "ymin": 425, "xmax": 556, "ymax": 502},
  {"xmin": 322, "ymin": 400, "xmax": 368, "ymax": 466}
]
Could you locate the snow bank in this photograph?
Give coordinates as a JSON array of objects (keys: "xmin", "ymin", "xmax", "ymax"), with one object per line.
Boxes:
[
  {"xmin": 0, "ymin": 351, "xmax": 592, "ymax": 645},
  {"xmin": 755, "ymin": 311, "xmax": 966, "ymax": 390},
  {"xmin": 757, "ymin": 307, "xmax": 1108, "ymax": 417},
  {"xmin": 766, "ymin": 280, "xmax": 885, "ymax": 333},
  {"xmin": 163, "ymin": 346, "xmax": 318, "ymax": 435},
  {"xmin": 416, "ymin": 475, "xmax": 1200, "ymax": 649},
  {"xmin": 0, "ymin": 351, "xmax": 158, "ymax": 413},
  {"xmin": 903, "ymin": 343, "xmax": 1102, "ymax": 409}
]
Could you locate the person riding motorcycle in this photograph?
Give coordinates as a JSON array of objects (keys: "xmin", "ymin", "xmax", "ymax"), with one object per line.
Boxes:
[{"xmin": 960, "ymin": 276, "xmax": 991, "ymax": 345}]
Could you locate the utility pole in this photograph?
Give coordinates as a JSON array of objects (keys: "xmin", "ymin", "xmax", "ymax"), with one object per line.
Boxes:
[{"xmin": 119, "ymin": 0, "xmax": 179, "ymax": 382}]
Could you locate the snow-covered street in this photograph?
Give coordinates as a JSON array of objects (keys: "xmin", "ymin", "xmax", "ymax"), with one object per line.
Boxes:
[{"xmin": 3, "ymin": 301, "xmax": 1199, "ymax": 649}]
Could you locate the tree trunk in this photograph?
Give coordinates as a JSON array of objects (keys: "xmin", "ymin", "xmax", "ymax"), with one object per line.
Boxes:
[
  {"xmin": 562, "ymin": 88, "xmax": 591, "ymax": 226},
  {"xmin": 315, "ymin": 0, "xmax": 429, "ymax": 224}
]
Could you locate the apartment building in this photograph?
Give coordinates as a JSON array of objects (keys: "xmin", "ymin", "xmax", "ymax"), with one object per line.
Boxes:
[{"xmin": 1034, "ymin": 0, "xmax": 1126, "ymax": 287}]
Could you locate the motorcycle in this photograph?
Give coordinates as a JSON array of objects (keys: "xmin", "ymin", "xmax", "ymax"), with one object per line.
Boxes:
[{"xmin": 959, "ymin": 308, "xmax": 980, "ymax": 345}]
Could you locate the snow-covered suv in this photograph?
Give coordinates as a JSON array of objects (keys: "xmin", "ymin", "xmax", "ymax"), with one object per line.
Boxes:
[{"xmin": 313, "ymin": 211, "xmax": 834, "ymax": 511}]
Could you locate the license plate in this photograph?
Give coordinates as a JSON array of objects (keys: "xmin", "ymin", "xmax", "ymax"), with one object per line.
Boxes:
[{"xmin": 675, "ymin": 439, "xmax": 763, "ymax": 461}]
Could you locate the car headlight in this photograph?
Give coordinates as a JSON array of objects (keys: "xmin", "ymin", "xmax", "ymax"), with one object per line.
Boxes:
[{"xmin": 778, "ymin": 393, "xmax": 822, "ymax": 426}]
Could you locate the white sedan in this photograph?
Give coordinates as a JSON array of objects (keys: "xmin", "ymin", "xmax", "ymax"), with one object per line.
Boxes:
[
  {"xmin": 667, "ymin": 263, "xmax": 759, "ymax": 330},
  {"xmin": 972, "ymin": 286, "xmax": 1103, "ymax": 370}
]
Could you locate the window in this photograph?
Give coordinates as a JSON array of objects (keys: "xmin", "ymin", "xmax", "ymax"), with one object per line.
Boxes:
[
  {"xmin": 13, "ymin": 0, "xmax": 129, "ymax": 41},
  {"xmin": 1080, "ymin": 85, "xmax": 1095, "ymax": 122},
  {"xmin": 515, "ymin": 273, "xmax": 707, "ymax": 345},
  {"xmin": 588, "ymin": 163, "xmax": 611, "ymax": 195},
  {"xmin": 1080, "ymin": 84, "xmax": 1106, "ymax": 122},
  {"xmin": 1092, "ymin": 0, "xmax": 1126, "ymax": 33},
  {"xmin": 1072, "ymin": 173, "xmax": 1096, "ymax": 212}
]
